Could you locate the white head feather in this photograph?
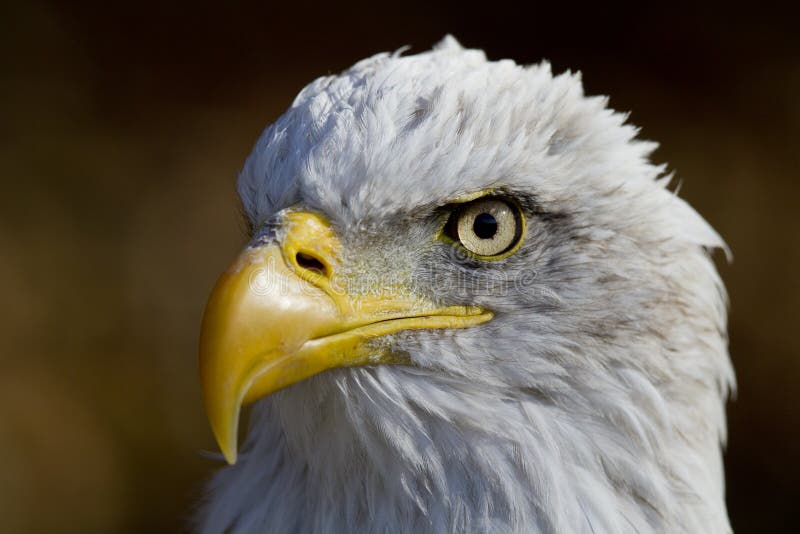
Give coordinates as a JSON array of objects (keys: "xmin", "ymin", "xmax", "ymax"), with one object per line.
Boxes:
[{"xmin": 198, "ymin": 36, "xmax": 734, "ymax": 533}]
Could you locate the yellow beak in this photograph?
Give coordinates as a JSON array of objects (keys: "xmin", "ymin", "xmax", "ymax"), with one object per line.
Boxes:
[{"xmin": 199, "ymin": 211, "xmax": 492, "ymax": 464}]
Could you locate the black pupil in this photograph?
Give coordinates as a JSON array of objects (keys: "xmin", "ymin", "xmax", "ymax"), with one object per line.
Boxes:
[{"xmin": 473, "ymin": 213, "xmax": 498, "ymax": 239}]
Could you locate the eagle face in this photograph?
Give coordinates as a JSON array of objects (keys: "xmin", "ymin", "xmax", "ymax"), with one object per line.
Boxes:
[{"xmin": 198, "ymin": 37, "xmax": 734, "ymax": 533}]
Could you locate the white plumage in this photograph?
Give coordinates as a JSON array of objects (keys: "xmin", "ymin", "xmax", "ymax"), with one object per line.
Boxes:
[{"xmin": 198, "ymin": 36, "xmax": 733, "ymax": 533}]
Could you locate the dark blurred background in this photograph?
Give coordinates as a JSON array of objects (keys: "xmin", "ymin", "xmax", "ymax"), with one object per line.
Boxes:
[{"xmin": 1, "ymin": 1, "xmax": 797, "ymax": 532}]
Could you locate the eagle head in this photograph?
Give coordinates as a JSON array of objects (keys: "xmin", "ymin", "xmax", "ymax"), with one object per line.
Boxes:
[{"xmin": 197, "ymin": 36, "xmax": 734, "ymax": 533}]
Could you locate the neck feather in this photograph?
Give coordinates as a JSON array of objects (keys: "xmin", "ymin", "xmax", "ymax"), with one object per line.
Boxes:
[{"xmin": 198, "ymin": 365, "xmax": 730, "ymax": 533}]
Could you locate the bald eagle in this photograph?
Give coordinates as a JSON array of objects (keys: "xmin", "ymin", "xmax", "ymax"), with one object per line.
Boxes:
[{"xmin": 197, "ymin": 36, "xmax": 734, "ymax": 533}]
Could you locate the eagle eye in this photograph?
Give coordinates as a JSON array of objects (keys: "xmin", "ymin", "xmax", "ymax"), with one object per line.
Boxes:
[{"xmin": 444, "ymin": 197, "xmax": 525, "ymax": 259}]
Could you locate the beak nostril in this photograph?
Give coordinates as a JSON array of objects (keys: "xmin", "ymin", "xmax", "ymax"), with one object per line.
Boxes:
[{"xmin": 295, "ymin": 252, "xmax": 328, "ymax": 276}]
